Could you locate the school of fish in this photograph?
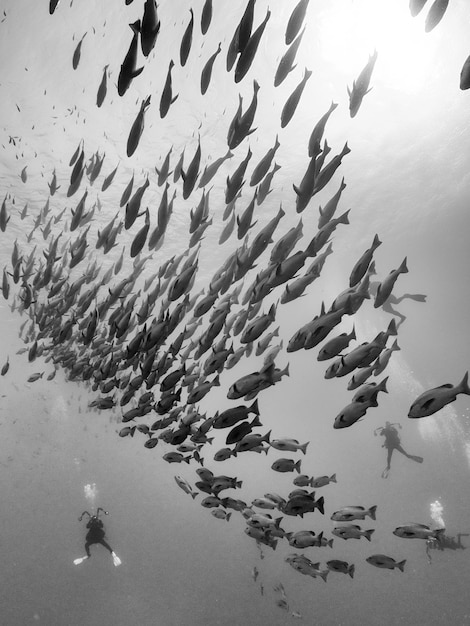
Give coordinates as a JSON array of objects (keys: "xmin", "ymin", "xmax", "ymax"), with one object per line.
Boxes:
[{"xmin": 1, "ymin": 0, "xmax": 469, "ymax": 616}]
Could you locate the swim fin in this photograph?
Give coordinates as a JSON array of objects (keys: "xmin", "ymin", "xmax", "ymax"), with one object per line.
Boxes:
[
  {"xmin": 73, "ymin": 556, "xmax": 89, "ymax": 565},
  {"xmin": 112, "ymin": 552, "xmax": 122, "ymax": 567},
  {"xmin": 381, "ymin": 467, "xmax": 389, "ymax": 479},
  {"xmin": 410, "ymin": 455, "xmax": 423, "ymax": 463}
]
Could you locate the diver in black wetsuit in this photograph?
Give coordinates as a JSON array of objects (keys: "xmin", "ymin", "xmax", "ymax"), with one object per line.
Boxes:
[
  {"xmin": 374, "ymin": 421, "xmax": 423, "ymax": 478},
  {"xmin": 74, "ymin": 508, "xmax": 121, "ymax": 567},
  {"xmin": 426, "ymin": 533, "xmax": 469, "ymax": 563}
]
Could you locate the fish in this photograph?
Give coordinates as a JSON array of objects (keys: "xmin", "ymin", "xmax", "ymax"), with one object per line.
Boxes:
[
  {"xmin": 317, "ymin": 326, "xmax": 356, "ymax": 361},
  {"xmin": 460, "ymin": 55, "xmax": 470, "ymax": 90},
  {"xmin": 326, "ymin": 560, "xmax": 355, "ymax": 578},
  {"xmin": 174, "ymin": 475, "xmax": 198, "ymax": 499},
  {"xmin": 201, "ymin": 0, "xmax": 213, "ymax": 34},
  {"xmin": 72, "ymin": 33, "xmax": 86, "ymax": 70},
  {"xmin": 160, "ymin": 61, "xmax": 178, "ymax": 118},
  {"xmin": 408, "ymin": 372, "xmax": 470, "ymax": 418},
  {"xmin": 234, "ymin": 9, "xmax": 271, "ymax": 83},
  {"xmin": 141, "ymin": 0, "xmax": 160, "ymax": 57},
  {"xmin": 349, "ymin": 235, "xmax": 381, "ymax": 287},
  {"xmin": 393, "ymin": 524, "xmax": 445, "ymax": 541},
  {"xmin": 281, "ymin": 68, "xmax": 312, "ymax": 128},
  {"xmin": 424, "ymin": 0, "xmax": 449, "ymax": 32},
  {"xmin": 201, "ymin": 43, "xmax": 222, "ymax": 95},
  {"xmin": 332, "ymin": 524, "xmax": 374, "ymax": 541},
  {"xmin": 182, "ymin": 136, "xmax": 201, "ymax": 199},
  {"xmin": 274, "ymin": 28, "xmax": 305, "ymax": 87},
  {"xmin": 118, "ymin": 21, "xmax": 144, "ymax": 96},
  {"xmin": 228, "ymin": 81, "xmax": 260, "ymax": 149},
  {"xmin": 0, "ymin": 197, "xmax": 10, "ymax": 231},
  {"xmin": 180, "ymin": 8, "xmax": 194, "ymax": 66},
  {"xmin": 348, "ymin": 50, "xmax": 378, "ymax": 117},
  {"xmin": 311, "ymin": 474, "xmax": 336, "ymax": 488},
  {"xmin": 211, "ymin": 509, "xmax": 232, "ymax": 521},
  {"xmin": 308, "ymin": 101, "xmax": 338, "ymax": 159},
  {"xmin": 1, "ymin": 356, "xmax": 9, "ymax": 375},
  {"xmin": 374, "ymin": 258, "xmax": 408, "ymax": 308},
  {"xmin": 27, "ymin": 372, "xmax": 44, "ymax": 383},
  {"xmin": 127, "ymin": 96, "xmax": 151, "ymax": 157},
  {"xmin": 366, "ymin": 555, "xmax": 406, "ymax": 571},
  {"xmin": 331, "ymin": 505, "xmax": 377, "ymax": 522},
  {"xmin": 333, "ymin": 399, "xmax": 374, "ymax": 429},
  {"xmin": 285, "ymin": 0, "xmax": 309, "ymax": 44},
  {"xmin": 409, "ymin": 0, "xmax": 429, "ymax": 17},
  {"xmin": 270, "ymin": 439, "xmax": 309, "ymax": 454},
  {"xmin": 271, "ymin": 458, "xmax": 302, "ymax": 473},
  {"xmin": 49, "ymin": 0, "xmax": 60, "ymax": 14}
]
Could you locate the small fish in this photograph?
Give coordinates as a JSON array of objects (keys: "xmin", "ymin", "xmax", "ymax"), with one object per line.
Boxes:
[
  {"xmin": 1, "ymin": 356, "xmax": 9, "ymax": 376},
  {"xmin": 408, "ymin": 372, "xmax": 470, "ymax": 418},
  {"xmin": 27, "ymin": 372, "xmax": 44, "ymax": 383},
  {"xmin": 72, "ymin": 33, "xmax": 86, "ymax": 70},
  {"xmin": 96, "ymin": 65, "xmax": 109, "ymax": 108},
  {"xmin": 366, "ymin": 554, "xmax": 406, "ymax": 571},
  {"xmin": 160, "ymin": 61, "xmax": 178, "ymax": 118},
  {"xmin": 349, "ymin": 234, "xmax": 381, "ymax": 287},
  {"xmin": 211, "ymin": 509, "xmax": 232, "ymax": 521}
]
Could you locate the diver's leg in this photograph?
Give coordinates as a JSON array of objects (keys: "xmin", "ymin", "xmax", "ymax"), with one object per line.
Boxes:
[
  {"xmin": 85, "ymin": 541, "xmax": 92, "ymax": 557},
  {"xmin": 386, "ymin": 447, "xmax": 393, "ymax": 468},
  {"xmin": 396, "ymin": 445, "xmax": 423, "ymax": 463},
  {"xmin": 99, "ymin": 539, "xmax": 113, "ymax": 554}
]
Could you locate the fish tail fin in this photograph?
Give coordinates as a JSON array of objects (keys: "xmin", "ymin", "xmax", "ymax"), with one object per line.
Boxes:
[
  {"xmin": 225, "ymin": 512, "xmax": 232, "ymax": 522},
  {"xmin": 373, "ymin": 233, "xmax": 382, "ymax": 248},
  {"xmin": 292, "ymin": 184, "xmax": 301, "ymax": 197},
  {"xmin": 387, "ymin": 318, "xmax": 398, "ymax": 336},
  {"xmin": 236, "ymin": 480, "xmax": 243, "ymax": 488},
  {"xmin": 250, "ymin": 398, "xmax": 260, "ymax": 415},
  {"xmin": 397, "ymin": 559, "xmax": 406, "ymax": 572},
  {"xmin": 251, "ymin": 415, "xmax": 262, "ymax": 428},
  {"xmin": 316, "ymin": 496, "xmax": 325, "ymax": 515},
  {"xmin": 348, "ymin": 564, "xmax": 355, "ymax": 579},
  {"xmin": 320, "ymin": 570, "xmax": 328, "ymax": 582},
  {"xmin": 300, "ymin": 441, "xmax": 309, "ymax": 455},
  {"xmin": 294, "ymin": 460, "xmax": 302, "ymax": 474},
  {"xmin": 183, "ymin": 456, "xmax": 191, "ymax": 464},
  {"xmin": 339, "ymin": 209, "xmax": 350, "ymax": 225},
  {"xmin": 368, "ymin": 505, "xmax": 377, "ymax": 520},
  {"xmin": 364, "ymin": 529, "xmax": 375, "ymax": 542},
  {"xmin": 328, "ymin": 539, "xmax": 334, "ymax": 548},
  {"xmin": 330, "ymin": 473, "xmax": 337, "ymax": 483},
  {"xmin": 379, "ymin": 377, "xmax": 389, "ymax": 394},
  {"xmin": 399, "ymin": 257, "xmax": 408, "ymax": 273},
  {"xmin": 459, "ymin": 371, "xmax": 470, "ymax": 395},
  {"xmin": 191, "ymin": 492, "xmax": 198, "ymax": 499}
]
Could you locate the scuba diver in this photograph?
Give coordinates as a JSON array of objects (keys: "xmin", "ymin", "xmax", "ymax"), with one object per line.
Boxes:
[
  {"xmin": 73, "ymin": 508, "xmax": 121, "ymax": 567},
  {"xmin": 426, "ymin": 533, "xmax": 468, "ymax": 563},
  {"xmin": 374, "ymin": 421, "xmax": 423, "ymax": 478}
]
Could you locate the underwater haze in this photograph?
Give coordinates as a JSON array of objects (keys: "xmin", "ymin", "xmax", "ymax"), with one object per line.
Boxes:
[{"xmin": 1, "ymin": 0, "xmax": 470, "ymax": 624}]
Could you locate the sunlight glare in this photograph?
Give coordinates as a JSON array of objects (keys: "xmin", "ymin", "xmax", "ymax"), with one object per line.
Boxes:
[{"xmin": 317, "ymin": 0, "xmax": 434, "ymax": 94}]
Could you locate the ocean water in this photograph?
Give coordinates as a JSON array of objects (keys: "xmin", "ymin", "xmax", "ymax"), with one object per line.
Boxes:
[{"xmin": 0, "ymin": 1, "xmax": 470, "ymax": 625}]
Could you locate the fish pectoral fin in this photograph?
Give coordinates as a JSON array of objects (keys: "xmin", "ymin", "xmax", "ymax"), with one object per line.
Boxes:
[{"xmin": 132, "ymin": 66, "xmax": 145, "ymax": 78}]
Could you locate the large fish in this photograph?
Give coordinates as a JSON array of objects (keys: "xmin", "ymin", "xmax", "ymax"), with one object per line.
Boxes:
[
  {"xmin": 118, "ymin": 21, "xmax": 144, "ymax": 96},
  {"xmin": 160, "ymin": 61, "xmax": 178, "ymax": 118},
  {"xmin": 127, "ymin": 96, "xmax": 151, "ymax": 157},
  {"xmin": 408, "ymin": 372, "xmax": 470, "ymax": 418},
  {"xmin": 234, "ymin": 9, "xmax": 271, "ymax": 83},
  {"xmin": 280, "ymin": 68, "xmax": 312, "ymax": 128},
  {"xmin": 141, "ymin": 0, "xmax": 160, "ymax": 57},
  {"xmin": 285, "ymin": 0, "xmax": 309, "ymax": 44}
]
